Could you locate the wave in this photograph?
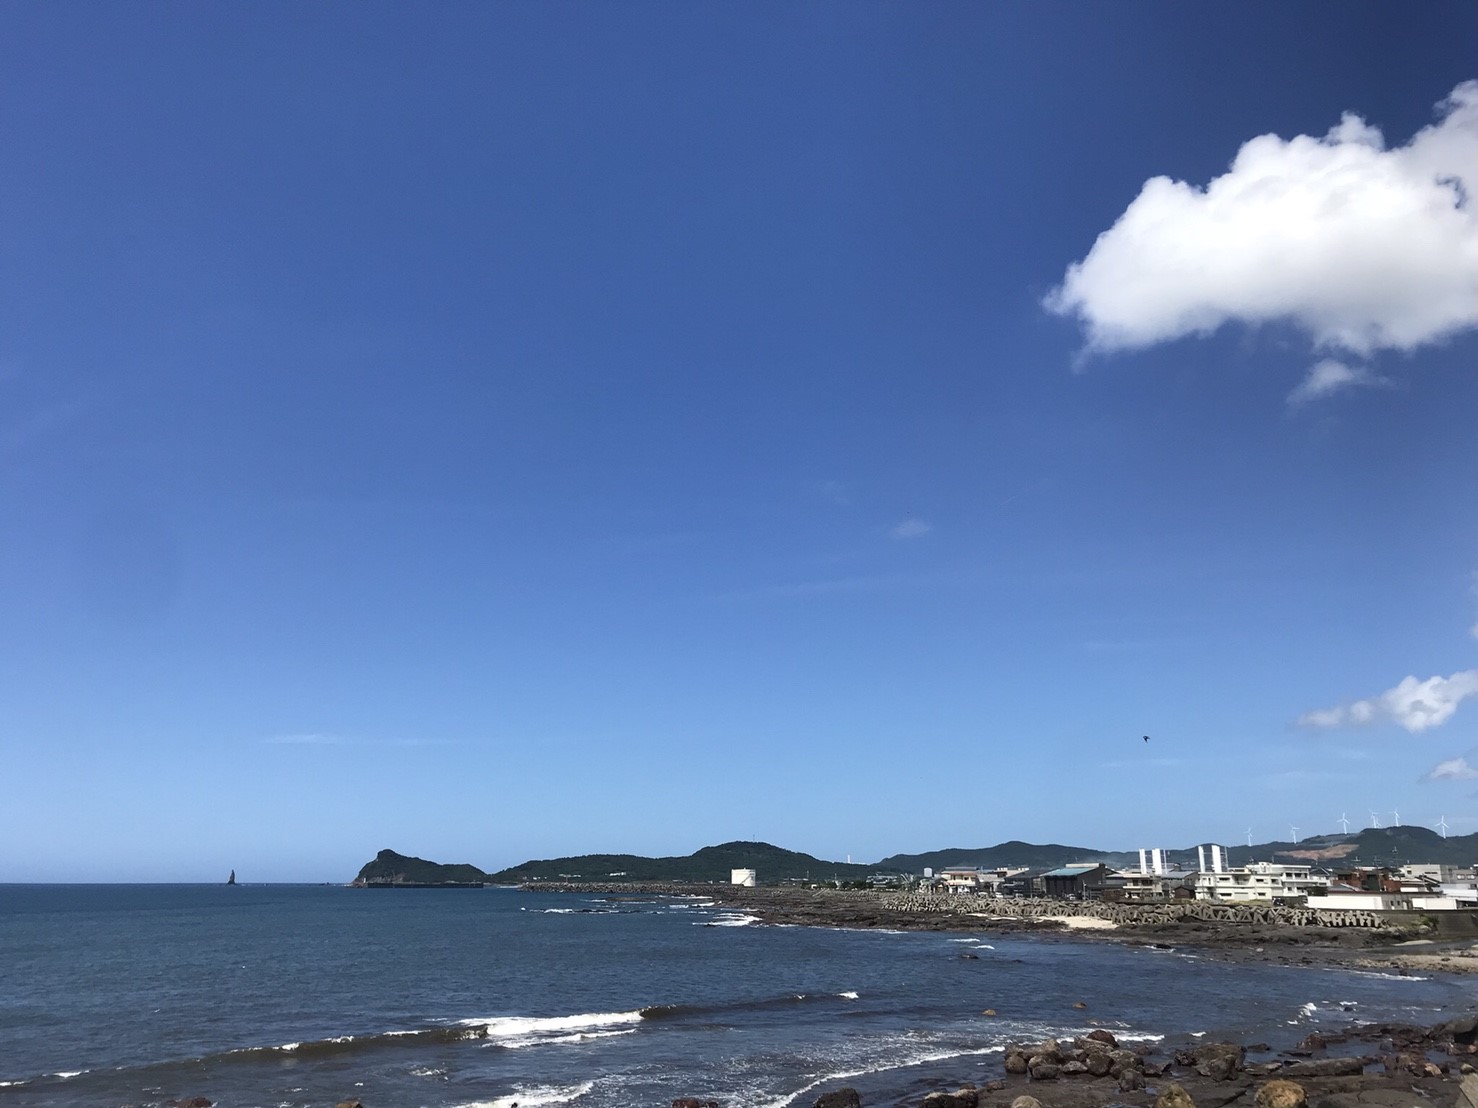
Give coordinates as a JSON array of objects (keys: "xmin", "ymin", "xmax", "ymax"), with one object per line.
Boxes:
[
  {"xmin": 639, "ymin": 992, "xmax": 861, "ymax": 1023},
  {"xmin": 454, "ymin": 1080, "xmax": 595, "ymax": 1108},
  {"xmin": 701, "ymin": 913, "xmax": 763, "ymax": 927},
  {"xmin": 456, "ymin": 1011, "xmax": 644, "ymax": 1044}
]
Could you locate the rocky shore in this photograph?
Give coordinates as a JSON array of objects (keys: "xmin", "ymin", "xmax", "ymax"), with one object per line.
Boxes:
[
  {"xmin": 793, "ymin": 1017, "xmax": 1478, "ymax": 1108},
  {"xmin": 531, "ymin": 883, "xmax": 1478, "ymax": 975}
]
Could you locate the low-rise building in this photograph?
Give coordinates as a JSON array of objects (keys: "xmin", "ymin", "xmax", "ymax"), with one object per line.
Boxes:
[{"xmin": 1187, "ymin": 846, "xmax": 1327, "ymax": 903}]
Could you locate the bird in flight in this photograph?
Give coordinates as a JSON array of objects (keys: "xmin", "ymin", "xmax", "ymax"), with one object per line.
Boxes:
[{"xmin": 1143, "ymin": 735, "xmax": 1150, "ymax": 743}]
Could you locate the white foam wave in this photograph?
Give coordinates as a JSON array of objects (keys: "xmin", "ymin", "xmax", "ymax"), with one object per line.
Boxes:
[
  {"xmin": 1345, "ymin": 970, "xmax": 1431, "ymax": 981},
  {"xmin": 838, "ymin": 991, "xmax": 859, "ymax": 1000},
  {"xmin": 50, "ymin": 1071, "xmax": 84, "ymax": 1079},
  {"xmin": 454, "ymin": 1080, "xmax": 595, "ymax": 1108},
  {"xmin": 702, "ymin": 913, "xmax": 762, "ymax": 927},
  {"xmin": 458, "ymin": 1011, "xmax": 643, "ymax": 1042},
  {"xmin": 499, "ymin": 1028, "xmax": 637, "ymax": 1049},
  {"xmin": 756, "ymin": 1044, "xmax": 1001, "ymax": 1108}
]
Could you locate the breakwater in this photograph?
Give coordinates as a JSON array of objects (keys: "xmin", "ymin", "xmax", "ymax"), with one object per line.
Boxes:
[{"xmin": 524, "ymin": 882, "xmax": 1406, "ymax": 930}]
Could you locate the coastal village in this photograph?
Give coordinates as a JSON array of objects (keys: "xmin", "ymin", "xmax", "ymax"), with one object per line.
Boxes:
[{"xmin": 754, "ymin": 845, "xmax": 1478, "ymax": 914}]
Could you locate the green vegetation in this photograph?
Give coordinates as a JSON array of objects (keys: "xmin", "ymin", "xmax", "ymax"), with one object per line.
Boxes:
[
  {"xmin": 487, "ymin": 840, "xmax": 882, "ymax": 885},
  {"xmin": 352, "ymin": 849, "xmax": 490, "ymax": 886}
]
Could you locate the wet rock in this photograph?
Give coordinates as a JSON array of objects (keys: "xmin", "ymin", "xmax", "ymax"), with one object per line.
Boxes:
[
  {"xmin": 1280, "ymin": 1058, "xmax": 1364, "ymax": 1078},
  {"xmin": 1445, "ymin": 1018, "xmax": 1478, "ymax": 1045},
  {"xmin": 921, "ymin": 1089, "xmax": 977, "ymax": 1108},
  {"xmin": 983, "ymin": 1009, "xmax": 997, "ymax": 1017},
  {"xmin": 1119, "ymin": 1069, "xmax": 1145, "ymax": 1092},
  {"xmin": 673, "ymin": 1100, "xmax": 719, "ymax": 1108},
  {"xmin": 334, "ymin": 1101, "xmax": 363, "ymax": 1108},
  {"xmin": 1028, "ymin": 1061, "xmax": 1061, "ymax": 1081},
  {"xmin": 814, "ymin": 1090, "xmax": 861, "ymax": 1108},
  {"xmin": 1254, "ymin": 1079, "xmax": 1307, "ymax": 1108},
  {"xmin": 1087, "ymin": 1029, "xmax": 1119, "ymax": 1049},
  {"xmin": 1073, "ymin": 1001, "xmax": 1088, "ymax": 1009},
  {"xmin": 1061, "ymin": 1060, "xmax": 1088, "ymax": 1076},
  {"xmin": 1156, "ymin": 1081, "xmax": 1196, "ymax": 1108},
  {"xmin": 1195, "ymin": 1043, "xmax": 1246, "ymax": 1082},
  {"xmin": 1005, "ymin": 1049, "xmax": 1030, "ymax": 1075},
  {"xmin": 983, "ymin": 1081, "xmax": 1007, "ymax": 1093},
  {"xmin": 1291, "ymin": 1032, "xmax": 1325, "ymax": 1055},
  {"xmin": 167, "ymin": 1100, "xmax": 212, "ymax": 1108},
  {"xmin": 1086, "ymin": 1052, "xmax": 1113, "ymax": 1077},
  {"xmin": 1033, "ymin": 1039, "xmax": 1064, "ymax": 1063}
]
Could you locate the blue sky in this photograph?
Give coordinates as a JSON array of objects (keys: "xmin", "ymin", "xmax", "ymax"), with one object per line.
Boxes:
[{"xmin": 5, "ymin": 4, "xmax": 1478, "ymax": 881}]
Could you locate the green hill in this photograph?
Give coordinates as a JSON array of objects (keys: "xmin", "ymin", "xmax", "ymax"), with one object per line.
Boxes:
[
  {"xmin": 876, "ymin": 840, "xmax": 1128, "ymax": 872},
  {"xmin": 488, "ymin": 840, "xmax": 880, "ymax": 884},
  {"xmin": 351, "ymin": 848, "xmax": 490, "ymax": 886}
]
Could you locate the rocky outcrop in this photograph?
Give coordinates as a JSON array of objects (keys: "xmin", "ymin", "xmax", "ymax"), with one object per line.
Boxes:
[{"xmin": 814, "ymin": 1089, "xmax": 861, "ymax": 1108}]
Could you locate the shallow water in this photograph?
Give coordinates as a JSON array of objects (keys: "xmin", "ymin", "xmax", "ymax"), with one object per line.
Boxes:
[{"xmin": 0, "ymin": 885, "xmax": 1469, "ymax": 1107}]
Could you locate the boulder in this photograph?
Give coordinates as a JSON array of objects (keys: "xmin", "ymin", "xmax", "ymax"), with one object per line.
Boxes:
[
  {"xmin": 1005, "ymin": 1049, "xmax": 1030, "ymax": 1075},
  {"xmin": 1028, "ymin": 1061, "xmax": 1061, "ymax": 1081},
  {"xmin": 1119, "ymin": 1070, "xmax": 1145, "ymax": 1093},
  {"xmin": 1445, "ymin": 1018, "xmax": 1478, "ymax": 1045},
  {"xmin": 814, "ymin": 1091, "xmax": 861, "ymax": 1108},
  {"xmin": 166, "ymin": 1100, "xmax": 212, "ymax": 1108},
  {"xmin": 673, "ymin": 1101, "xmax": 719, "ymax": 1108},
  {"xmin": 1195, "ymin": 1042, "xmax": 1246, "ymax": 1082},
  {"xmin": 921, "ymin": 1090, "xmax": 977, "ymax": 1108},
  {"xmin": 984, "ymin": 1081, "xmax": 1007, "ymax": 1093},
  {"xmin": 1033, "ymin": 1039, "xmax": 1064, "ymax": 1063},
  {"xmin": 1087, "ymin": 1029, "xmax": 1119, "ymax": 1049},
  {"xmin": 1156, "ymin": 1083, "xmax": 1196, "ymax": 1108},
  {"xmin": 1060, "ymin": 1060, "xmax": 1088, "ymax": 1076},
  {"xmin": 1086, "ymin": 1052, "xmax": 1113, "ymax": 1077},
  {"xmin": 335, "ymin": 1101, "xmax": 364, "ymax": 1108},
  {"xmin": 1010, "ymin": 1097, "xmax": 1042, "ymax": 1108},
  {"xmin": 1254, "ymin": 1080, "xmax": 1306, "ymax": 1108}
]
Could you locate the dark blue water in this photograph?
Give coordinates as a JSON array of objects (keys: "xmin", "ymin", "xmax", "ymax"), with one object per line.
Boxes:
[{"xmin": 0, "ymin": 886, "xmax": 1469, "ymax": 1108}]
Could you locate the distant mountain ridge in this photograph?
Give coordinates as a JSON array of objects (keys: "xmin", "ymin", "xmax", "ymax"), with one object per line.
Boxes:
[
  {"xmin": 352, "ymin": 827, "xmax": 1478, "ymax": 887},
  {"xmin": 487, "ymin": 841, "xmax": 877, "ymax": 884},
  {"xmin": 878, "ymin": 827, "xmax": 1478, "ymax": 874}
]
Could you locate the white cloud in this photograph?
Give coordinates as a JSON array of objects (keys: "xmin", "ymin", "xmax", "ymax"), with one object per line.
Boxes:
[
  {"xmin": 1046, "ymin": 81, "xmax": 1478, "ymax": 359},
  {"xmin": 890, "ymin": 519, "xmax": 932, "ymax": 539},
  {"xmin": 1299, "ymin": 669, "xmax": 1478, "ymax": 733},
  {"xmin": 1287, "ymin": 359, "xmax": 1390, "ymax": 406},
  {"xmin": 1426, "ymin": 756, "xmax": 1478, "ymax": 781}
]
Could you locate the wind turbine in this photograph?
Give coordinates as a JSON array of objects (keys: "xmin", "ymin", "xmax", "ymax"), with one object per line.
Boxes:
[
  {"xmin": 1246, "ymin": 827, "xmax": 1253, "ymax": 847},
  {"xmin": 1391, "ymin": 808, "xmax": 1401, "ymax": 827},
  {"xmin": 1370, "ymin": 810, "xmax": 1382, "ymax": 829},
  {"xmin": 1289, "ymin": 825, "xmax": 1300, "ymax": 843},
  {"xmin": 1438, "ymin": 816, "xmax": 1450, "ymax": 839},
  {"xmin": 1338, "ymin": 812, "xmax": 1350, "ymax": 834}
]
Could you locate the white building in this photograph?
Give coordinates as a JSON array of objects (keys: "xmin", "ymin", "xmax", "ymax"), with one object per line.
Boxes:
[
  {"xmin": 730, "ymin": 868, "xmax": 756, "ymax": 887},
  {"xmin": 1187, "ymin": 846, "xmax": 1327, "ymax": 902}
]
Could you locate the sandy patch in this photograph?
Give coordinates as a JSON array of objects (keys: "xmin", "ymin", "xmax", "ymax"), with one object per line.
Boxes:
[{"xmin": 1042, "ymin": 915, "xmax": 1119, "ymax": 930}]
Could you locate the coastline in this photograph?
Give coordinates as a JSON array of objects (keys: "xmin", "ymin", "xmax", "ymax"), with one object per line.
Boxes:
[{"xmin": 536, "ymin": 881, "xmax": 1478, "ymax": 976}]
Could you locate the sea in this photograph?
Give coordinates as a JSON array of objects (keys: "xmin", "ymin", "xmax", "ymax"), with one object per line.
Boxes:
[{"xmin": 1, "ymin": 884, "xmax": 1471, "ymax": 1108}]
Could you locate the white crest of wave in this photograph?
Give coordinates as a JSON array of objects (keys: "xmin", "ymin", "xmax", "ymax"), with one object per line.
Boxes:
[
  {"xmin": 701, "ymin": 913, "xmax": 761, "ymax": 927},
  {"xmin": 459, "ymin": 1011, "xmax": 643, "ymax": 1041},
  {"xmin": 455, "ymin": 1080, "xmax": 595, "ymax": 1108},
  {"xmin": 838, "ymin": 991, "xmax": 859, "ymax": 1000}
]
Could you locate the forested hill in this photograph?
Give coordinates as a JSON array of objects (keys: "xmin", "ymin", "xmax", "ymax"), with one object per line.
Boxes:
[
  {"xmin": 351, "ymin": 849, "xmax": 491, "ymax": 886},
  {"xmin": 878, "ymin": 826, "xmax": 1478, "ymax": 874},
  {"xmin": 876, "ymin": 841, "xmax": 1123, "ymax": 873},
  {"xmin": 488, "ymin": 841, "xmax": 879, "ymax": 884}
]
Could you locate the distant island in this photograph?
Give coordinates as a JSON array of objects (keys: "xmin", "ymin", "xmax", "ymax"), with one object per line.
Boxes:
[
  {"xmin": 352, "ymin": 826, "xmax": 1478, "ymax": 888},
  {"xmin": 351, "ymin": 849, "xmax": 491, "ymax": 887}
]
